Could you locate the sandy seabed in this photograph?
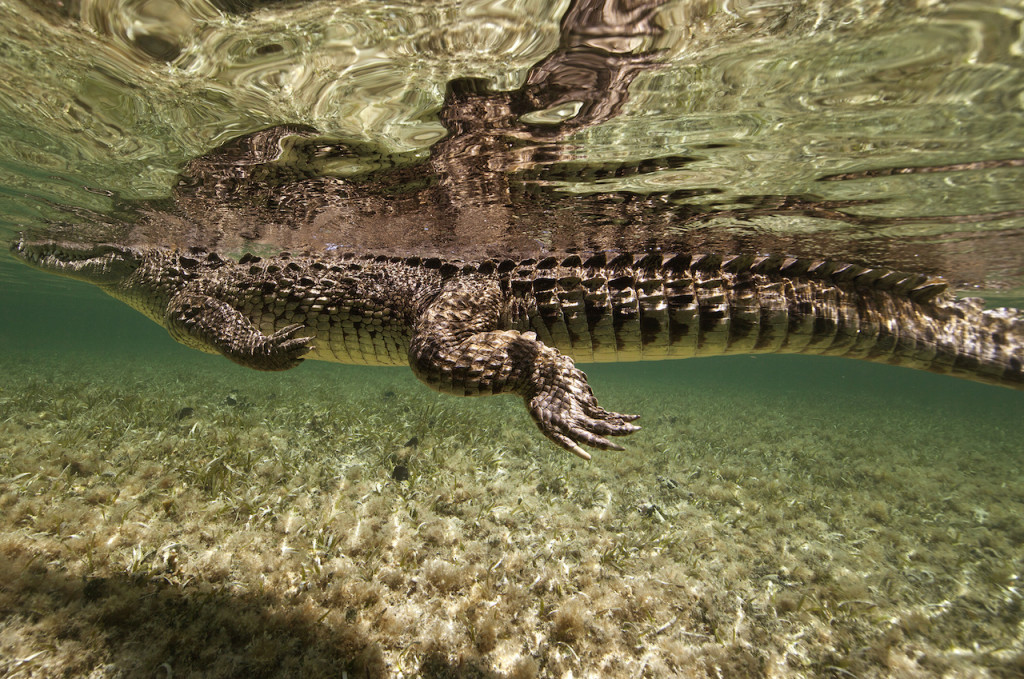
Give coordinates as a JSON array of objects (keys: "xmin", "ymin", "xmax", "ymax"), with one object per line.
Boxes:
[{"xmin": 0, "ymin": 349, "xmax": 1021, "ymax": 679}]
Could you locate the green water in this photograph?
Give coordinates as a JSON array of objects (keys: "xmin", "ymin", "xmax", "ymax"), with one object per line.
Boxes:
[
  {"xmin": 1, "ymin": 1, "xmax": 1023, "ymax": 677},
  {"xmin": 2, "ymin": 247, "xmax": 1022, "ymax": 678}
]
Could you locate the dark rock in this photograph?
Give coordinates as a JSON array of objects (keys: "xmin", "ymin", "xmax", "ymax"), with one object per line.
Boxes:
[
  {"xmin": 83, "ymin": 577, "xmax": 107, "ymax": 601},
  {"xmin": 392, "ymin": 464, "xmax": 410, "ymax": 482}
]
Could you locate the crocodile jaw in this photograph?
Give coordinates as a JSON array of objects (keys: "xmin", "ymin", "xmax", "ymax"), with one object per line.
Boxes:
[{"xmin": 10, "ymin": 237, "xmax": 143, "ymax": 285}]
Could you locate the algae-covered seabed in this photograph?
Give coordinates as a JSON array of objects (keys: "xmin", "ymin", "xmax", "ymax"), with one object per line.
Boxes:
[{"xmin": 1, "ymin": 279, "xmax": 1022, "ymax": 679}]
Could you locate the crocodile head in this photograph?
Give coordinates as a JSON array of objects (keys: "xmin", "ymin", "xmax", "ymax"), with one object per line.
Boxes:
[{"xmin": 10, "ymin": 237, "xmax": 145, "ymax": 286}]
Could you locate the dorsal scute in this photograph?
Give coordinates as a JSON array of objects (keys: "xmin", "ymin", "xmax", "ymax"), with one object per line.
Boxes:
[
  {"xmin": 721, "ymin": 254, "xmax": 756, "ymax": 273},
  {"xmin": 832, "ymin": 263, "xmax": 866, "ymax": 281},
  {"xmin": 691, "ymin": 253, "xmax": 722, "ymax": 271},
  {"xmin": 853, "ymin": 267, "xmax": 892, "ymax": 287},
  {"xmin": 607, "ymin": 252, "xmax": 634, "ymax": 270},
  {"xmin": 806, "ymin": 260, "xmax": 840, "ymax": 277},
  {"xmin": 607, "ymin": 275, "xmax": 633, "ymax": 291},
  {"xmin": 533, "ymin": 276, "xmax": 557, "ymax": 292},
  {"xmin": 537, "ymin": 256, "xmax": 559, "ymax": 270},
  {"xmin": 637, "ymin": 252, "xmax": 666, "ymax": 271},
  {"xmin": 908, "ymin": 281, "xmax": 949, "ymax": 302},
  {"xmin": 253, "ymin": 247, "xmax": 951, "ymax": 305},
  {"xmin": 779, "ymin": 257, "xmax": 810, "ymax": 276},
  {"xmin": 751, "ymin": 254, "xmax": 784, "ymax": 273},
  {"xmin": 761, "ymin": 255, "xmax": 950, "ymax": 301},
  {"xmin": 663, "ymin": 253, "xmax": 691, "ymax": 271}
]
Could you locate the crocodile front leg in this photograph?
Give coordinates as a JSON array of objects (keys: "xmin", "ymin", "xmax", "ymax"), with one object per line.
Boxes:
[
  {"xmin": 408, "ymin": 276, "xmax": 639, "ymax": 459},
  {"xmin": 165, "ymin": 291, "xmax": 313, "ymax": 370}
]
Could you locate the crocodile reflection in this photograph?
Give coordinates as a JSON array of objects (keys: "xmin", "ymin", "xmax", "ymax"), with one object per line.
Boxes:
[
  {"xmin": 86, "ymin": 0, "xmax": 1019, "ymax": 291},
  {"xmin": 156, "ymin": 0, "xmax": 675, "ymax": 258}
]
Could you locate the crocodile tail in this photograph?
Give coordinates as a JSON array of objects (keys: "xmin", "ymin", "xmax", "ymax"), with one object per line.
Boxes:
[
  {"xmin": 495, "ymin": 250, "xmax": 1024, "ymax": 390},
  {"xmin": 753, "ymin": 265, "xmax": 1024, "ymax": 389},
  {"xmin": 912, "ymin": 297, "xmax": 1024, "ymax": 389},
  {"xmin": 705, "ymin": 257, "xmax": 1024, "ymax": 390},
  {"xmin": 770, "ymin": 281, "xmax": 1024, "ymax": 389}
]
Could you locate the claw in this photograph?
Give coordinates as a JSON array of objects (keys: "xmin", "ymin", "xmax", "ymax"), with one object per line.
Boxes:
[
  {"xmin": 270, "ymin": 323, "xmax": 306, "ymax": 342},
  {"xmin": 545, "ymin": 431, "xmax": 592, "ymax": 460},
  {"xmin": 526, "ymin": 354, "xmax": 641, "ymax": 459},
  {"xmin": 260, "ymin": 324, "xmax": 313, "ymax": 369}
]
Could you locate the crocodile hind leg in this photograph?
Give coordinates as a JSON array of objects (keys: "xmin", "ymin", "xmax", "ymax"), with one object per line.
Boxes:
[
  {"xmin": 408, "ymin": 276, "xmax": 640, "ymax": 459},
  {"xmin": 165, "ymin": 291, "xmax": 313, "ymax": 370}
]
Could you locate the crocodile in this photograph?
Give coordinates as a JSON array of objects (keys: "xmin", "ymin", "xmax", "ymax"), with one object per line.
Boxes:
[{"xmin": 11, "ymin": 237, "xmax": 1024, "ymax": 459}]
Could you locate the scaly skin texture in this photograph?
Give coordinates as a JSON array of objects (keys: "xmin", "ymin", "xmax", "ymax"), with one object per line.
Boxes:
[{"xmin": 11, "ymin": 237, "xmax": 1024, "ymax": 458}]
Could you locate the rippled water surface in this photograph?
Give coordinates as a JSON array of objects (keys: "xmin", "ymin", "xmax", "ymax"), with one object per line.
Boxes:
[
  {"xmin": 1, "ymin": 2, "xmax": 1024, "ymax": 678},
  {"xmin": 1, "ymin": 0, "xmax": 1023, "ymax": 296}
]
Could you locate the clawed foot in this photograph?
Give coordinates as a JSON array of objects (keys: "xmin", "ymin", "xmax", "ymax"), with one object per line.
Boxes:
[
  {"xmin": 526, "ymin": 353, "xmax": 640, "ymax": 460},
  {"xmin": 250, "ymin": 323, "xmax": 314, "ymax": 370}
]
